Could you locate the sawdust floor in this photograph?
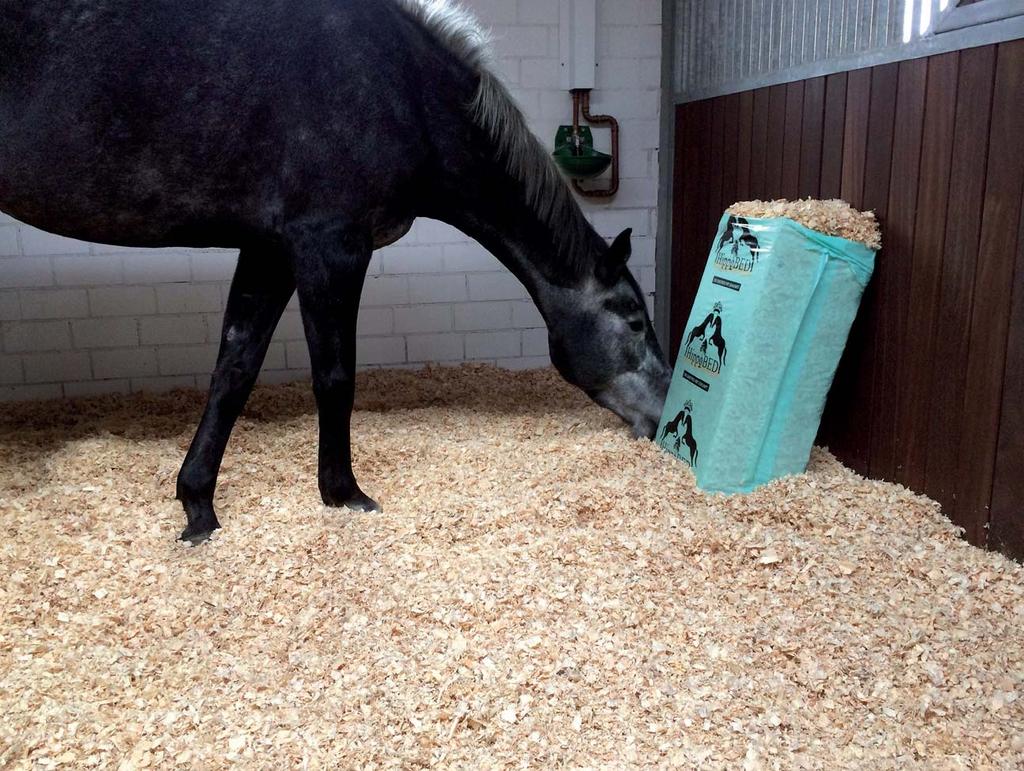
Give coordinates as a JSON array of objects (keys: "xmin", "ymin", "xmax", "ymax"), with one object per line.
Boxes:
[{"xmin": 1, "ymin": 365, "xmax": 1022, "ymax": 769}]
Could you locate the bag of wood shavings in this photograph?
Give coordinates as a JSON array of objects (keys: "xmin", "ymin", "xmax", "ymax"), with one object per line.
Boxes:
[{"xmin": 657, "ymin": 199, "xmax": 881, "ymax": 493}]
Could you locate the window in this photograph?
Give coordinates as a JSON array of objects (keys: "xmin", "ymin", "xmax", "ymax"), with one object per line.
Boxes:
[{"xmin": 905, "ymin": 0, "xmax": 1024, "ymax": 42}]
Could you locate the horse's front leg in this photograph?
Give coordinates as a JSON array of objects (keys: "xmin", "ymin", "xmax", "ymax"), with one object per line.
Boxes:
[
  {"xmin": 177, "ymin": 247, "xmax": 295, "ymax": 543},
  {"xmin": 287, "ymin": 221, "xmax": 380, "ymax": 513}
]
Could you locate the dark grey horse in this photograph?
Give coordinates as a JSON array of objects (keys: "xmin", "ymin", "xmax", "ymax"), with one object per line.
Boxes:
[{"xmin": 0, "ymin": 0, "xmax": 670, "ymax": 542}]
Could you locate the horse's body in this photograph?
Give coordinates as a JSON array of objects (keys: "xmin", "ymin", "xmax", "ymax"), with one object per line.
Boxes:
[
  {"xmin": 1, "ymin": 0, "xmax": 670, "ymax": 541},
  {"xmin": 0, "ymin": 0, "xmax": 451, "ymax": 249}
]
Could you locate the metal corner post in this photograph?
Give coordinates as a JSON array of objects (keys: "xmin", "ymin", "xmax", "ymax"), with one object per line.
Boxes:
[{"xmin": 654, "ymin": 0, "xmax": 677, "ymax": 354}]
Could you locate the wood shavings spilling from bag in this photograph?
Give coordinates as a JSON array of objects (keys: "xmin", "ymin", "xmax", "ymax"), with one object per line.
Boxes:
[
  {"xmin": 1, "ymin": 364, "xmax": 1022, "ymax": 768},
  {"xmin": 728, "ymin": 199, "xmax": 882, "ymax": 250}
]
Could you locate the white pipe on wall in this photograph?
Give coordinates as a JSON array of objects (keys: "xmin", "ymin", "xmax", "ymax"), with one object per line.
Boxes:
[{"xmin": 559, "ymin": 0, "xmax": 597, "ymax": 91}]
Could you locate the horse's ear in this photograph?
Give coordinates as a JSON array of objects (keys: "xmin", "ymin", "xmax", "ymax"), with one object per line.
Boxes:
[
  {"xmin": 611, "ymin": 228, "xmax": 632, "ymax": 261},
  {"xmin": 598, "ymin": 228, "xmax": 632, "ymax": 284}
]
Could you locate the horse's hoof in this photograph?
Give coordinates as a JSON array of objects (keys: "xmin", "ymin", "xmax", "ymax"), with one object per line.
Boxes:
[
  {"xmin": 344, "ymin": 491, "xmax": 381, "ymax": 513},
  {"xmin": 179, "ymin": 520, "xmax": 220, "ymax": 545},
  {"xmin": 321, "ymin": 487, "xmax": 382, "ymax": 513}
]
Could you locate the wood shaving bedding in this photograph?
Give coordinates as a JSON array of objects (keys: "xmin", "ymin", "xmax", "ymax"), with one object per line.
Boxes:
[
  {"xmin": 728, "ymin": 199, "xmax": 882, "ymax": 249},
  {"xmin": 0, "ymin": 364, "xmax": 1021, "ymax": 768}
]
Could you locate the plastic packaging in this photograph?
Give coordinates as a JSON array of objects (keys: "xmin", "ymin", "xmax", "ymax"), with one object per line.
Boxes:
[{"xmin": 657, "ymin": 209, "xmax": 877, "ymax": 493}]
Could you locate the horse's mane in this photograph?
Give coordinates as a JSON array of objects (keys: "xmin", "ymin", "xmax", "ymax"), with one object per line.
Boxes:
[{"xmin": 393, "ymin": 0, "xmax": 596, "ymax": 278}]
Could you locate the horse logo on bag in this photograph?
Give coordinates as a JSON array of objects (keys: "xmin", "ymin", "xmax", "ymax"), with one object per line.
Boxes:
[
  {"xmin": 713, "ymin": 216, "xmax": 760, "ymax": 273},
  {"xmin": 684, "ymin": 301, "xmax": 727, "ymax": 374},
  {"xmin": 660, "ymin": 400, "xmax": 698, "ymax": 467}
]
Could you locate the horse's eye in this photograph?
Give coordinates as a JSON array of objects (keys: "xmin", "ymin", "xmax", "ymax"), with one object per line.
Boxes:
[{"xmin": 629, "ymin": 319, "xmax": 644, "ymax": 333}]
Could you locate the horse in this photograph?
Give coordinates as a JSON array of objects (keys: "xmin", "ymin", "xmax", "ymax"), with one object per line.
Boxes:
[
  {"xmin": 685, "ymin": 318, "xmax": 709, "ymax": 351},
  {"xmin": 685, "ymin": 307, "xmax": 726, "ymax": 366},
  {"xmin": 701, "ymin": 316, "xmax": 727, "ymax": 366},
  {"xmin": 715, "ymin": 215, "xmax": 760, "ymax": 260},
  {"xmin": 659, "ymin": 407, "xmax": 697, "ymax": 467},
  {"xmin": 678, "ymin": 413, "xmax": 698, "ymax": 467},
  {"xmin": 659, "ymin": 410, "xmax": 685, "ymax": 445},
  {"xmin": 0, "ymin": 0, "xmax": 671, "ymax": 543}
]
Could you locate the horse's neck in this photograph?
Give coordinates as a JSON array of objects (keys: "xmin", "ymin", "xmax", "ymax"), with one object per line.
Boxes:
[{"xmin": 426, "ymin": 140, "xmax": 599, "ymax": 297}]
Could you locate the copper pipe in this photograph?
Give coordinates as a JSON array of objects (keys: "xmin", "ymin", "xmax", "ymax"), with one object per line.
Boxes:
[{"xmin": 571, "ymin": 88, "xmax": 619, "ymax": 199}]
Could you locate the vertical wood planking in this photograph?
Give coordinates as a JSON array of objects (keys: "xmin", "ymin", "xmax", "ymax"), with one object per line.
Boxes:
[
  {"xmin": 839, "ymin": 67, "xmax": 872, "ymax": 209},
  {"xmin": 861, "ymin": 64, "xmax": 899, "ymax": 227},
  {"xmin": 822, "ymin": 66, "xmax": 873, "ymax": 467},
  {"xmin": 671, "ymin": 102, "xmax": 704, "ymax": 360},
  {"xmin": 872, "ymin": 56, "xmax": 928, "ymax": 484},
  {"xmin": 798, "ymin": 76, "xmax": 826, "ymax": 198},
  {"xmin": 748, "ymin": 87, "xmax": 772, "ymax": 197},
  {"xmin": 819, "ymin": 72, "xmax": 848, "ymax": 198},
  {"xmin": 781, "ymin": 81, "xmax": 805, "ymax": 199},
  {"xmin": 956, "ymin": 39, "xmax": 1024, "ymax": 546},
  {"xmin": 669, "ymin": 103, "xmax": 685, "ymax": 357},
  {"xmin": 923, "ymin": 46, "xmax": 997, "ymax": 530},
  {"xmin": 989, "ymin": 187, "xmax": 1024, "ymax": 558},
  {"xmin": 688, "ymin": 100, "xmax": 717, "ymax": 353},
  {"xmin": 898, "ymin": 51, "xmax": 959, "ymax": 492},
  {"xmin": 720, "ymin": 93, "xmax": 742, "ymax": 212},
  {"xmin": 671, "ymin": 102, "xmax": 696, "ymax": 360},
  {"xmin": 706, "ymin": 97, "xmax": 728, "ymax": 248},
  {"xmin": 764, "ymin": 84, "xmax": 789, "ymax": 193},
  {"xmin": 853, "ymin": 62, "xmax": 899, "ymax": 479},
  {"xmin": 828, "ymin": 62, "xmax": 899, "ymax": 473},
  {"xmin": 686, "ymin": 100, "xmax": 717, "ymax": 335},
  {"xmin": 736, "ymin": 90, "xmax": 755, "ymax": 201}
]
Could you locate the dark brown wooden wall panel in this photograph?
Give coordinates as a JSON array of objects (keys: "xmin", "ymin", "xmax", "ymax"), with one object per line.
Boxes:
[
  {"xmin": 720, "ymin": 94, "xmax": 741, "ymax": 227},
  {"xmin": 869, "ymin": 58, "xmax": 927, "ymax": 484},
  {"xmin": 899, "ymin": 51, "xmax": 959, "ymax": 493},
  {"xmin": 819, "ymin": 73, "xmax": 848, "ymax": 199},
  {"xmin": 764, "ymin": 84, "xmax": 788, "ymax": 195},
  {"xmin": 670, "ymin": 101, "xmax": 702, "ymax": 360},
  {"xmin": 670, "ymin": 40, "xmax": 1024, "ymax": 558},
  {"xmin": 924, "ymin": 46, "xmax": 996, "ymax": 533},
  {"xmin": 748, "ymin": 88, "xmax": 771, "ymax": 197},
  {"xmin": 969, "ymin": 40, "xmax": 1024, "ymax": 554},
  {"xmin": 798, "ymin": 77, "xmax": 826, "ymax": 199},
  {"xmin": 781, "ymin": 82, "xmax": 804, "ymax": 199},
  {"xmin": 822, "ymin": 63, "xmax": 898, "ymax": 473},
  {"xmin": 990, "ymin": 189, "xmax": 1024, "ymax": 557}
]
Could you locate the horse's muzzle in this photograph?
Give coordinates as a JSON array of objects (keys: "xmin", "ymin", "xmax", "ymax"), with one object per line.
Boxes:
[{"xmin": 592, "ymin": 364, "xmax": 670, "ymax": 441}]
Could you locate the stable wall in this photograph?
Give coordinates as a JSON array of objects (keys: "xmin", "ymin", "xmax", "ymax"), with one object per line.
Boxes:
[{"xmin": 0, "ymin": 0, "xmax": 662, "ymax": 400}]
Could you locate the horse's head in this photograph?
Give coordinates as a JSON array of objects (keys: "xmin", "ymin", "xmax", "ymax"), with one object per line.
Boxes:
[{"xmin": 543, "ymin": 229, "xmax": 671, "ymax": 439}]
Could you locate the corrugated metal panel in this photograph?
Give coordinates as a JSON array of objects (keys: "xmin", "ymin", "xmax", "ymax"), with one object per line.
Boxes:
[{"xmin": 673, "ymin": 0, "xmax": 961, "ymax": 99}]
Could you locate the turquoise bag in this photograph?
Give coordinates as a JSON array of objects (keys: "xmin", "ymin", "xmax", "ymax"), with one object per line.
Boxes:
[{"xmin": 657, "ymin": 212, "xmax": 876, "ymax": 493}]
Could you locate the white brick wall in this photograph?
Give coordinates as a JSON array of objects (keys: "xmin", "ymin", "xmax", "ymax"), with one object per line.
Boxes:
[{"xmin": 0, "ymin": 0, "xmax": 662, "ymax": 401}]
